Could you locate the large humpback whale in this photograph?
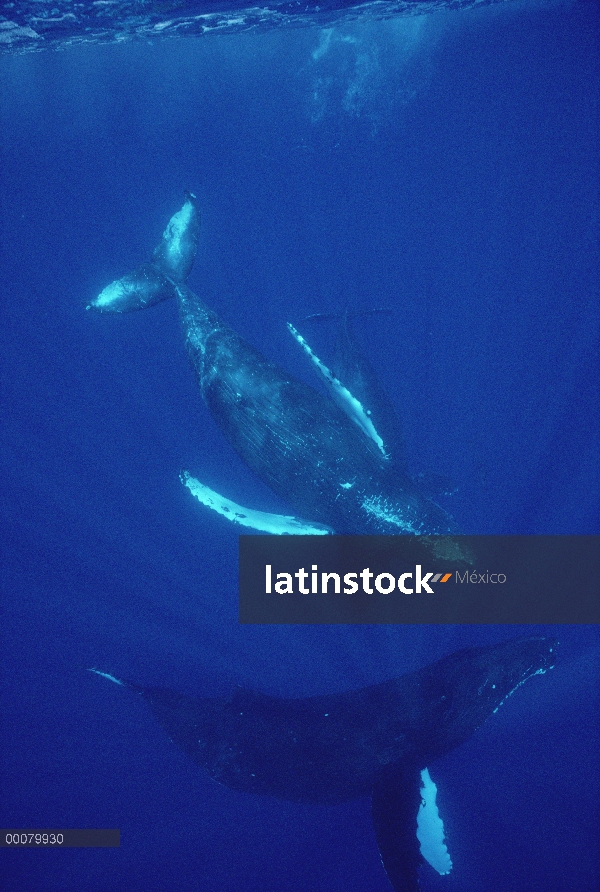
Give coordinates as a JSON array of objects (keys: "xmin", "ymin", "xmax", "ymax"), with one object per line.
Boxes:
[
  {"xmin": 88, "ymin": 194, "xmax": 460, "ymax": 539},
  {"xmin": 90, "ymin": 636, "xmax": 557, "ymax": 891}
]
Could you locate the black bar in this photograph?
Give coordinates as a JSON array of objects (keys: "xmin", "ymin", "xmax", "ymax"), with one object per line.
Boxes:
[
  {"xmin": 1, "ymin": 830, "xmax": 120, "ymax": 848},
  {"xmin": 239, "ymin": 535, "xmax": 600, "ymax": 624}
]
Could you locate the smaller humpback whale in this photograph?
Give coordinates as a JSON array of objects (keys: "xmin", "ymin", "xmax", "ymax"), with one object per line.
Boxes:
[
  {"xmin": 88, "ymin": 194, "xmax": 461, "ymax": 541},
  {"xmin": 90, "ymin": 636, "xmax": 557, "ymax": 891}
]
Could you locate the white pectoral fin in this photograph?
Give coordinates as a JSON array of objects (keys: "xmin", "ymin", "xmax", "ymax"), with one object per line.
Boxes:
[
  {"xmin": 287, "ymin": 323, "xmax": 388, "ymax": 459},
  {"xmin": 417, "ymin": 768, "xmax": 452, "ymax": 875},
  {"xmin": 87, "ymin": 669, "xmax": 124, "ymax": 686},
  {"xmin": 180, "ymin": 472, "xmax": 332, "ymax": 535}
]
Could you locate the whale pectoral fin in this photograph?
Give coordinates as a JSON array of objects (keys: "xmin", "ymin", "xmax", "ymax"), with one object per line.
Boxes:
[
  {"xmin": 180, "ymin": 471, "xmax": 332, "ymax": 535},
  {"xmin": 371, "ymin": 762, "xmax": 424, "ymax": 892},
  {"xmin": 417, "ymin": 768, "xmax": 452, "ymax": 876},
  {"xmin": 87, "ymin": 668, "xmax": 144, "ymax": 695},
  {"xmin": 287, "ymin": 323, "xmax": 389, "ymax": 460}
]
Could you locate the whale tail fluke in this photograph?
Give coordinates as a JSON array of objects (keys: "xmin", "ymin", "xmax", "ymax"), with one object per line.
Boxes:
[
  {"xmin": 87, "ymin": 192, "xmax": 200, "ymax": 313},
  {"xmin": 86, "ymin": 262, "xmax": 178, "ymax": 313}
]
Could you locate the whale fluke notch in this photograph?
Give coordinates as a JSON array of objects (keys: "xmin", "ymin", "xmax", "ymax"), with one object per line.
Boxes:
[{"xmin": 89, "ymin": 637, "xmax": 557, "ymax": 892}]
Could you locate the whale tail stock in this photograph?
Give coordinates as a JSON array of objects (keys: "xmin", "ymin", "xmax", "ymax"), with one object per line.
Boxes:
[{"xmin": 87, "ymin": 191, "xmax": 200, "ymax": 313}]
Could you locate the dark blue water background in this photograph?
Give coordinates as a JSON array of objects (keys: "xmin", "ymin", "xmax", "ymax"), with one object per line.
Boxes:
[{"xmin": 1, "ymin": 1, "xmax": 599, "ymax": 889}]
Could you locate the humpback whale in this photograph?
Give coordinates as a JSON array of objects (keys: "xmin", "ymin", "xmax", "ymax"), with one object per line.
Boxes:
[
  {"xmin": 88, "ymin": 194, "xmax": 459, "ymax": 538},
  {"xmin": 90, "ymin": 636, "xmax": 557, "ymax": 891}
]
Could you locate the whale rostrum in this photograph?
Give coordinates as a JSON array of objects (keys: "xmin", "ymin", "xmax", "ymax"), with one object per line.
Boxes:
[
  {"xmin": 89, "ymin": 636, "xmax": 557, "ymax": 892},
  {"xmin": 88, "ymin": 193, "xmax": 462, "ymax": 540}
]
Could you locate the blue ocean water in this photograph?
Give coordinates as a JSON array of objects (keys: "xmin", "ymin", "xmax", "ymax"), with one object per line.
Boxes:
[{"xmin": 1, "ymin": 1, "xmax": 599, "ymax": 890}]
